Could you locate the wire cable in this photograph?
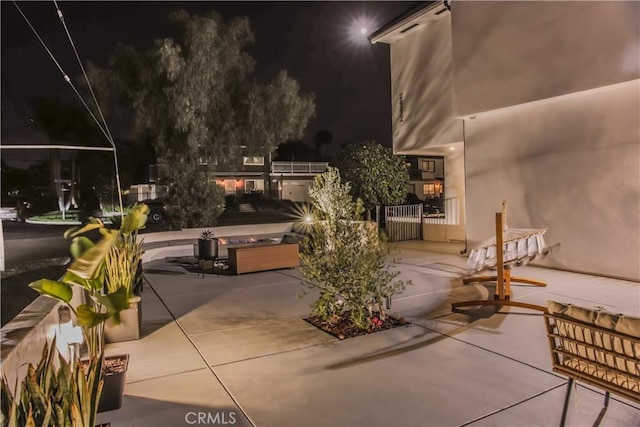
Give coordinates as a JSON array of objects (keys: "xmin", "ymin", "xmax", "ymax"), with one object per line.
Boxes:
[
  {"xmin": 11, "ymin": 2, "xmax": 109, "ymax": 141},
  {"xmin": 52, "ymin": 0, "xmax": 124, "ymax": 216},
  {"xmin": 11, "ymin": 0, "xmax": 124, "ymax": 216}
]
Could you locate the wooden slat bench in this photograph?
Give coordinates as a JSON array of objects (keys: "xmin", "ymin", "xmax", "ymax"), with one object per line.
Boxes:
[
  {"xmin": 544, "ymin": 301, "xmax": 640, "ymax": 426},
  {"xmin": 227, "ymin": 242, "xmax": 299, "ymax": 274}
]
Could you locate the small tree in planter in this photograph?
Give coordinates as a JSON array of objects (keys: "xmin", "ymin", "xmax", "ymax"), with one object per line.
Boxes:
[{"xmin": 300, "ymin": 168, "xmax": 409, "ymax": 334}]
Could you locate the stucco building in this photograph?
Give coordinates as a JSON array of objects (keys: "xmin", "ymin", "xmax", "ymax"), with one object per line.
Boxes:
[{"xmin": 372, "ymin": 1, "xmax": 639, "ymax": 280}]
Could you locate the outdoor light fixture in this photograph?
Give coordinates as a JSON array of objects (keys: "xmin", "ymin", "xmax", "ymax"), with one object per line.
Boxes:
[
  {"xmin": 56, "ymin": 305, "xmax": 83, "ymax": 362},
  {"xmin": 360, "ymin": 27, "xmax": 367, "ymax": 35}
]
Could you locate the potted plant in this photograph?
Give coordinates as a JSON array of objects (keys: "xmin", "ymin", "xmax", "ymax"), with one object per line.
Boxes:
[
  {"xmin": 103, "ymin": 204, "xmax": 148, "ymax": 343},
  {"xmin": 198, "ymin": 229, "xmax": 218, "ymax": 260},
  {"xmin": 1, "ymin": 336, "xmax": 103, "ymax": 426},
  {"xmin": 15, "ymin": 205, "xmax": 149, "ymax": 418}
]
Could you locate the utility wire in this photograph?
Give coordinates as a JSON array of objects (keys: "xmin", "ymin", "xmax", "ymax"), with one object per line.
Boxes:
[
  {"xmin": 11, "ymin": 1, "xmax": 110, "ymax": 143},
  {"xmin": 53, "ymin": 0, "xmax": 113, "ymax": 143},
  {"xmin": 11, "ymin": 0, "xmax": 124, "ymax": 216},
  {"xmin": 52, "ymin": 0, "xmax": 124, "ymax": 217}
]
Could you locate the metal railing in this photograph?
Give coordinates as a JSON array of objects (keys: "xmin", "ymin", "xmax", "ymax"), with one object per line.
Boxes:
[
  {"xmin": 271, "ymin": 161, "xmax": 329, "ymax": 175},
  {"xmin": 384, "ymin": 204, "xmax": 422, "ymax": 242}
]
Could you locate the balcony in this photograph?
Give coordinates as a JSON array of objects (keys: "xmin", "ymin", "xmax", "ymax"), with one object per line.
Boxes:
[{"xmin": 270, "ymin": 161, "xmax": 329, "ymax": 176}]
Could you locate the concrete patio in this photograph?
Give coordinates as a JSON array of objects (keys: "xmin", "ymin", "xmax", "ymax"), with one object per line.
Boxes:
[{"xmin": 96, "ymin": 241, "xmax": 640, "ymax": 427}]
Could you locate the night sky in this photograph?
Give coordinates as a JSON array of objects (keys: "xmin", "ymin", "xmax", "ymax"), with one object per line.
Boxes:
[{"xmin": 1, "ymin": 1, "xmax": 419, "ymax": 167}]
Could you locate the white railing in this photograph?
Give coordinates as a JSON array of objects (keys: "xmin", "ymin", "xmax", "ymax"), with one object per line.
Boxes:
[
  {"xmin": 423, "ymin": 197, "xmax": 459, "ymax": 225},
  {"xmin": 384, "ymin": 204, "xmax": 422, "ymax": 242},
  {"xmin": 271, "ymin": 162, "xmax": 329, "ymax": 175}
]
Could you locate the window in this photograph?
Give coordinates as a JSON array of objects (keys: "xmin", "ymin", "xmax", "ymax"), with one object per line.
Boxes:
[
  {"xmin": 423, "ymin": 183, "xmax": 436, "ymax": 197},
  {"xmin": 243, "ymin": 156, "xmax": 264, "ymax": 166},
  {"xmin": 245, "ymin": 179, "xmax": 264, "ymax": 193},
  {"xmin": 224, "ymin": 180, "xmax": 236, "ymax": 194},
  {"xmin": 420, "ymin": 160, "xmax": 435, "ymax": 172}
]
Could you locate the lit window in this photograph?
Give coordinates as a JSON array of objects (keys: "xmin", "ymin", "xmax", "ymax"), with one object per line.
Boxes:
[
  {"xmin": 243, "ymin": 156, "xmax": 264, "ymax": 166},
  {"xmin": 245, "ymin": 180, "xmax": 264, "ymax": 193},
  {"xmin": 423, "ymin": 183, "xmax": 436, "ymax": 196},
  {"xmin": 420, "ymin": 160, "xmax": 435, "ymax": 172}
]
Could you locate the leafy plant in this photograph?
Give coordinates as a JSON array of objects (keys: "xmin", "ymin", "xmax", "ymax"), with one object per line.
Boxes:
[
  {"xmin": 104, "ymin": 204, "xmax": 148, "ymax": 297},
  {"xmin": 88, "ymin": 10, "xmax": 315, "ymax": 228},
  {"xmin": 300, "ymin": 168, "xmax": 409, "ymax": 331},
  {"xmin": 28, "ymin": 204, "xmax": 149, "ymax": 358},
  {"xmin": 334, "ymin": 141, "xmax": 409, "ymax": 216},
  {"xmin": 9, "ymin": 205, "xmax": 148, "ymax": 426},
  {"xmin": 0, "ymin": 336, "xmax": 103, "ymax": 427},
  {"xmin": 200, "ymin": 230, "xmax": 215, "ymax": 240}
]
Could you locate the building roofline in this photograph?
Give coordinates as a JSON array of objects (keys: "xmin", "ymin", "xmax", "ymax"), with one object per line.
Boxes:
[{"xmin": 370, "ymin": 1, "xmax": 449, "ymax": 44}]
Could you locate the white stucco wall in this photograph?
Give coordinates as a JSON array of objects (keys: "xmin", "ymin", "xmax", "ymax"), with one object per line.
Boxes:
[
  {"xmin": 451, "ymin": 1, "xmax": 640, "ymax": 117},
  {"xmin": 444, "ymin": 148, "xmax": 465, "ymax": 241},
  {"xmin": 390, "ymin": 14, "xmax": 463, "ymax": 153},
  {"xmin": 382, "ymin": 1, "xmax": 639, "ymax": 278},
  {"xmin": 465, "ymin": 81, "xmax": 640, "ymax": 280}
]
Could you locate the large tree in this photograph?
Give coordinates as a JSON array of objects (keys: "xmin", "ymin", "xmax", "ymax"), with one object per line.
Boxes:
[
  {"xmin": 89, "ymin": 10, "xmax": 315, "ymax": 227},
  {"xmin": 333, "ymin": 141, "xmax": 409, "ymax": 216},
  {"xmin": 312, "ymin": 130, "xmax": 333, "ymax": 159},
  {"xmin": 274, "ymin": 139, "xmax": 319, "ymax": 162}
]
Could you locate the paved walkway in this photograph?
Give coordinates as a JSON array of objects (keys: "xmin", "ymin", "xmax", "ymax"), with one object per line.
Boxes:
[{"xmin": 96, "ymin": 242, "xmax": 640, "ymax": 427}]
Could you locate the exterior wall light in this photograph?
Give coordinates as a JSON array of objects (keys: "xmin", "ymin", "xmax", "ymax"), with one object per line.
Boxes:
[{"xmin": 56, "ymin": 305, "xmax": 84, "ymax": 361}]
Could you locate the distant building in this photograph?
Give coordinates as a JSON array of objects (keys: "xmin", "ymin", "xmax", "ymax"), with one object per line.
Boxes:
[
  {"xmin": 143, "ymin": 158, "xmax": 328, "ymax": 203},
  {"xmin": 404, "ymin": 155, "xmax": 444, "ymax": 201}
]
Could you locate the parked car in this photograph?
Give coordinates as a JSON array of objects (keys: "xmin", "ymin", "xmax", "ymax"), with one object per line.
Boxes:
[
  {"xmin": 141, "ymin": 199, "xmax": 167, "ymax": 224},
  {"xmin": 0, "ymin": 196, "xmax": 31, "ymax": 221},
  {"xmin": 405, "ymin": 193, "xmax": 422, "ymax": 205},
  {"xmin": 405, "ymin": 193, "xmax": 443, "ymax": 215}
]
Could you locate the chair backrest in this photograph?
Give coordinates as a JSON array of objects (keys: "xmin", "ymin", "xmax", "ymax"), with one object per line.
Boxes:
[{"xmin": 544, "ymin": 301, "xmax": 640, "ymax": 403}]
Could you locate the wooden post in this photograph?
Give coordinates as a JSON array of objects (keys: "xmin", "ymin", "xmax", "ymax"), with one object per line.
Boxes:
[{"xmin": 495, "ymin": 212, "xmax": 505, "ymax": 300}]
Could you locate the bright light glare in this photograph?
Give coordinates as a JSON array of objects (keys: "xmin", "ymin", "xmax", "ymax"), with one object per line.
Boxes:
[
  {"xmin": 286, "ymin": 203, "xmax": 315, "ymax": 230},
  {"xmin": 343, "ymin": 12, "xmax": 377, "ymax": 48}
]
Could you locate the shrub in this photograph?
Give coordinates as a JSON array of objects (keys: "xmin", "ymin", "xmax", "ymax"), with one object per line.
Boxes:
[{"xmin": 300, "ymin": 168, "xmax": 408, "ymax": 331}]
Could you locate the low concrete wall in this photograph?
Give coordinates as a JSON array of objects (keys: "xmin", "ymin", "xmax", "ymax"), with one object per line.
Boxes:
[
  {"xmin": 0, "ymin": 222, "xmax": 296, "ymax": 389},
  {"xmin": 0, "ymin": 297, "xmax": 60, "ymax": 390},
  {"xmin": 423, "ymin": 223, "xmax": 465, "ymax": 242},
  {"xmin": 140, "ymin": 223, "xmax": 294, "ymax": 245}
]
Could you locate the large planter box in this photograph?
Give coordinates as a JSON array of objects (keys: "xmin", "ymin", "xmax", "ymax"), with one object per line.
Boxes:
[
  {"xmin": 104, "ymin": 298, "xmax": 142, "ymax": 343},
  {"xmin": 104, "ymin": 272, "xmax": 143, "ymax": 343}
]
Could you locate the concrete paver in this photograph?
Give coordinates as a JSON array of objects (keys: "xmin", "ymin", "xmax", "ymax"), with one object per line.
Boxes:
[{"xmin": 97, "ymin": 241, "xmax": 640, "ymax": 426}]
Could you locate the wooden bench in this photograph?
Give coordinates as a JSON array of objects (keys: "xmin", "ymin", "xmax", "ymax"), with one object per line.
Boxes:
[
  {"xmin": 227, "ymin": 242, "xmax": 299, "ymax": 274},
  {"xmin": 544, "ymin": 301, "xmax": 640, "ymax": 426}
]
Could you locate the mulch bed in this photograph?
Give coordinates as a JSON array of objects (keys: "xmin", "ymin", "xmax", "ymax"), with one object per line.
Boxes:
[{"xmin": 305, "ymin": 311, "xmax": 410, "ymax": 340}]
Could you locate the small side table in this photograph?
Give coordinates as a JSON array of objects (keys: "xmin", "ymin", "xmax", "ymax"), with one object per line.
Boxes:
[{"xmin": 197, "ymin": 257, "xmax": 219, "ymax": 278}]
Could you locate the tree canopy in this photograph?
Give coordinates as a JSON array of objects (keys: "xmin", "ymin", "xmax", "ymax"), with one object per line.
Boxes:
[
  {"xmin": 333, "ymin": 141, "xmax": 409, "ymax": 212},
  {"xmin": 88, "ymin": 10, "xmax": 315, "ymax": 227},
  {"xmin": 274, "ymin": 139, "xmax": 320, "ymax": 162},
  {"xmin": 89, "ymin": 10, "xmax": 315, "ymax": 167}
]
